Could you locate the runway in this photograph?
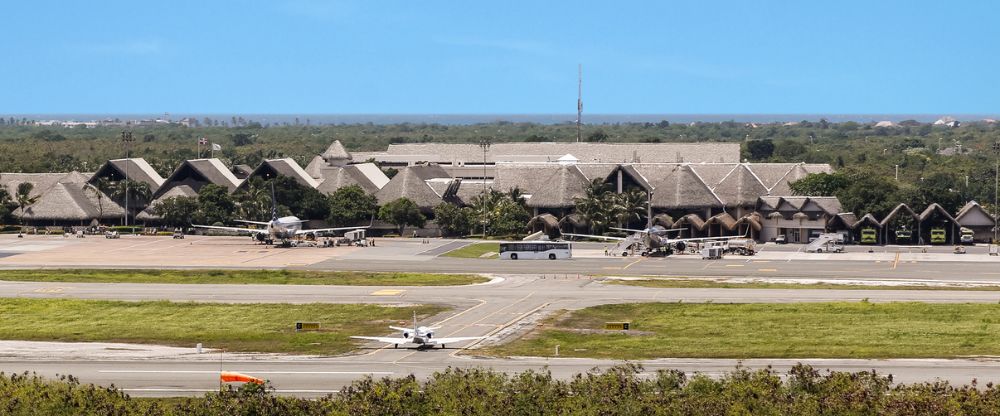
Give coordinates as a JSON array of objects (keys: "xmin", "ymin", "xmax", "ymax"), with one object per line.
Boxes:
[{"xmin": 3, "ymin": 235, "xmax": 1000, "ymax": 396}]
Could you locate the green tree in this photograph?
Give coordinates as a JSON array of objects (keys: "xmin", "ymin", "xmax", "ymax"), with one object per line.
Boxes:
[
  {"xmin": 233, "ymin": 177, "xmax": 273, "ymax": 220},
  {"xmin": 0, "ymin": 185, "xmax": 13, "ymax": 224},
  {"xmin": 468, "ymin": 188, "xmax": 530, "ymax": 237},
  {"xmin": 195, "ymin": 184, "xmax": 235, "ymax": 225},
  {"xmin": 270, "ymin": 176, "xmax": 330, "ymax": 220},
  {"xmin": 83, "ymin": 178, "xmax": 111, "ymax": 224},
  {"xmin": 615, "ymin": 188, "xmax": 648, "ymax": 228},
  {"xmin": 14, "ymin": 182, "xmax": 38, "ymax": 225},
  {"xmin": 151, "ymin": 196, "xmax": 200, "ymax": 227},
  {"xmin": 745, "ymin": 139, "xmax": 775, "ymax": 160},
  {"xmin": 327, "ymin": 185, "xmax": 378, "ymax": 226},
  {"xmin": 433, "ymin": 203, "xmax": 474, "ymax": 237},
  {"xmin": 574, "ymin": 179, "xmax": 620, "ymax": 234},
  {"xmin": 379, "ymin": 197, "xmax": 426, "ymax": 234}
]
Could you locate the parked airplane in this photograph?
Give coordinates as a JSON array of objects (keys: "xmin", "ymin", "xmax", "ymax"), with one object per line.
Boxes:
[
  {"xmin": 563, "ymin": 225, "xmax": 748, "ymax": 256},
  {"xmin": 350, "ymin": 312, "xmax": 486, "ymax": 349},
  {"xmin": 194, "ymin": 183, "xmax": 368, "ymax": 246}
]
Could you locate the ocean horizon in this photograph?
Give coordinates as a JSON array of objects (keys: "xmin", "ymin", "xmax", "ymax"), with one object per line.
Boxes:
[{"xmin": 2, "ymin": 113, "xmax": 997, "ymax": 125}]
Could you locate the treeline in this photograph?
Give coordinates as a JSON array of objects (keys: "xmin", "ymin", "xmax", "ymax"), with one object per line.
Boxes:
[{"xmin": 5, "ymin": 364, "xmax": 1000, "ymax": 415}]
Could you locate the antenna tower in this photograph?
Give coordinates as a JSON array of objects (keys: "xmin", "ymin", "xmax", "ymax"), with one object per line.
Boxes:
[{"xmin": 576, "ymin": 64, "xmax": 582, "ymax": 142}]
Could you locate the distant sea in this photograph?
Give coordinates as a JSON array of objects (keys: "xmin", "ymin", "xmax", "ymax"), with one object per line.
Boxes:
[{"xmin": 4, "ymin": 114, "xmax": 999, "ymax": 125}]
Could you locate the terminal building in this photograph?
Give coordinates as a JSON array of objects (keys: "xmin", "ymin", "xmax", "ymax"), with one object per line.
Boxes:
[{"xmin": 2, "ymin": 140, "xmax": 995, "ymax": 243}]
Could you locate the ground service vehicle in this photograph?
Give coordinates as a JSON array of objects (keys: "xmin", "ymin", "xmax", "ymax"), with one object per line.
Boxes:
[
  {"xmin": 499, "ymin": 242, "xmax": 572, "ymax": 260},
  {"xmin": 960, "ymin": 227, "xmax": 975, "ymax": 245},
  {"xmin": 930, "ymin": 228, "xmax": 946, "ymax": 244},
  {"xmin": 725, "ymin": 238, "xmax": 756, "ymax": 255},
  {"xmin": 895, "ymin": 228, "xmax": 912, "ymax": 244},
  {"xmin": 774, "ymin": 235, "xmax": 787, "ymax": 244},
  {"xmin": 860, "ymin": 228, "xmax": 877, "ymax": 244}
]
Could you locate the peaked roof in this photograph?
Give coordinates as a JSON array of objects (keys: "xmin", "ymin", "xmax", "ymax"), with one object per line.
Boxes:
[
  {"xmin": 646, "ymin": 165, "xmax": 723, "ymax": 209},
  {"xmin": 713, "ymin": 164, "xmax": 768, "ymax": 206},
  {"xmin": 322, "ymin": 140, "xmax": 352, "ymax": 161},
  {"xmin": 880, "ymin": 203, "xmax": 919, "ymax": 226},
  {"xmin": 241, "ymin": 158, "xmax": 320, "ymax": 189},
  {"xmin": 19, "ymin": 181, "xmax": 123, "ymax": 221},
  {"xmin": 375, "ymin": 166, "xmax": 448, "ymax": 209},
  {"xmin": 0, "ymin": 173, "xmax": 74, "ymax": 199},
  {"xmin": 527, "ymin": 165, "xmax": 591, "ymax": 208},
  {"xmin": 917, "ymin": 203, "xmax": 957, "ymax": 223},
  {"xmin": 955, "ymin": 201, "xmax": 995, "ymax": 227},
  {"xmin": 156, "ymin": 159, "xmax": 242, "ymax": 197},
  {"xmin": 853, "ymin": 213, "xmax": 882, "ymax": 229},
  {"xmin": 316, "ymin": 165, "xmax": 379, "ymax": 194},
  {"xmin": 91, "ymin": 158, "xmax": 165, "ymax": 190}
]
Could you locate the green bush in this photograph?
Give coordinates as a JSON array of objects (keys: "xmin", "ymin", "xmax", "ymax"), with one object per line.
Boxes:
[{"xmin": 5, "ymin": 365, "xmax": 1000, "ymax": 415}]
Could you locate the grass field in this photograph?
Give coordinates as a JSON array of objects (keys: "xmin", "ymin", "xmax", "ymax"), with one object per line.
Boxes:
[
  {"xmin": 442, "ymin": 243, "xmax": 499, "ymax": 259},
  {"xmin": 605, "ymin": 278, "xmax": 1000, "ymax": 291},
  {"xmin": 0, "ymin": 269, "xmax": 488, "ymax": 286},
  {"xmin": 485, "ymin": 302, "xmax": 1000, "ymax": 359},
  {"xmin": 0, "ymin": 298, "xmax": 446, "ymax": 355}
]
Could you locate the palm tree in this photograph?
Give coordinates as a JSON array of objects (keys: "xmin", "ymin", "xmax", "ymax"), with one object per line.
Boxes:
[
  {"xmin": 574, "ymin": 179, "xmax": 618, "ymax": 234},
  {"xmin": 15, "ymin": 182, "xmax": 38, "ymax": 225},
  {"xmin": 235, "ymin": 178, "xmax": 271, "ymax": 220},
  {"xmin": 84, "ymin": 178, "xmax": 111, "ymax": 224},
  {"xmin": 108, "ymin": 180, "xmax": 152, "ymax": 224},
  {"xmin": 615, "ymin": 188, "xmax": 648, "ymax": 229}
]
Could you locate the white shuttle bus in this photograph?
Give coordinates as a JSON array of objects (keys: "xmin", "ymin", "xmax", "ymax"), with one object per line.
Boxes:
[{"xmin": 499, "ymin": 242, "xmax": 572, "ymax": 260}]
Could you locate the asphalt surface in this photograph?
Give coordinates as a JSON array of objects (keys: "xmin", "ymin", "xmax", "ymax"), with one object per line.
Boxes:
[{"xmin": 3, "ymin": 235, "xmax": 1000, "ymax": 396}]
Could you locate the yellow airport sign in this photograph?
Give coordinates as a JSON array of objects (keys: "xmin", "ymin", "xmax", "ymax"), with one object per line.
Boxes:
[
  {"xmin": 605, "ymin": 322, "xmax": 630, "ymax": 331},
  {"xmin": 295, "ymin": 322, "xmax": 321, "ymax": 331}
]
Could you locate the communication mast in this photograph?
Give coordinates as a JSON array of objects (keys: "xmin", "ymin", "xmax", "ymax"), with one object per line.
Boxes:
[{"xmin": 576, "ymin": 64, "xmax": 582, "ymax": 142}]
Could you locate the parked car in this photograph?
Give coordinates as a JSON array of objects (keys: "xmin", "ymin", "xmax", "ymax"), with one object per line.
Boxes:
[{"xmin": 774, "ymin": 235, "xmax": 787, "ymax": 244}]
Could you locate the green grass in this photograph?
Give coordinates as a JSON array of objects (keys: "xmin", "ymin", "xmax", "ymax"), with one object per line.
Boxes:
[
  {"xmin": 606, "ymin": 278, "xmax": 1000, "ymax": 291},
  {"xmin": 0, "ymin": 298, "xmax": 445, "ymax": 355},
  {"xmin": 442, "ymin": 243, "xmax": 499, "ymax": 259},
  {"xmin": 485, "ymin": 302, "xmax": 1000, "ymax": 359},
  {"xmin": 0, "ymin": 269, "xmax": 488, "ymax": 286}
]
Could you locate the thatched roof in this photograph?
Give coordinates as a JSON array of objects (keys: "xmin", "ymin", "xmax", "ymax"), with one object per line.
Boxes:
[
  {"xmin": 139, "ymin": 185, "xmax": 196, "ymax": 220},
  {"xmin": 880, "ymin": 203, "xmax": 919, "ymax": 227},
  {"xmin": 527, "ymin": 213, "xmax": 559, "ymax": 231},
  {"xmin": 651, "ymin": 213, "xmax": 674, "ymax": 228},
  {"xmin": 559, "ymin": 213, "xmax": 588, "ymax": 229},
  {"xmin": 354, "ymin": 142, "xmax": 741, "ymax": 164},
  {"xmin": 240, "ymin": 158, "xmax": 319, "ymax": 189},
  {"xmin": 90, "ymin": 158, "xmax": 165, "ymax": 191},
  {"xmin": 673, "ymin": 213, "xmax": 708, "ymax": 231},
  {"xmin": 155, "ymin": 159, "xmax": 242, "ymax": 198},
  {"xmin": 315, "ymin": 165, "xmax": 378, "ymax": 194},
  {"xmin": 527, "ymin": 165, "xmax": 590, "ymax": 209},
  {"xmin": 853, "ymin": 213, "xmax": 882, "ymax": 230},
  {"xmin": 645, "ymin": 165, "xmax": 723, "ymax": 209},
  {"xmin": 601, "ymin": 164, "xmax": 653, "ymax": 192},
  {"xmin": 828, "ymin": 213, "xmax": 858, "ymax": 229},
  {"xmin": 767, "ymin": 163, "xmax": 833, "ymax": 195},
  {"xmin": 706, "ymin": 212, "xmax": 738, "ymax": 230},
  {"xmin": 918, "ymin": 203, "xmax": 957, "ymax": 223},
  {"xmin": 736, "ymin": 213, "xmax": 763, "ymax": 232},
  {"xmin": 956, "ymin": 201, "xmax": 995, "ymax": 227},
  {"xmin": 375, "ymin": 165, "xmax": 450, "ymax": 210},
  {"xmin": 18, "ymin": 180, "xmax": 124, "ymax": 222},
  {"xmin": 0, "ymin": 173, "xmax": 72, "ymax": 199},
  {"xmin": 712, "ymin": 164, "xmax": 768, "ymax": 206},
  {"xmin": 321, "ymin": 140, "xmax": 352, "ymax": 162}
]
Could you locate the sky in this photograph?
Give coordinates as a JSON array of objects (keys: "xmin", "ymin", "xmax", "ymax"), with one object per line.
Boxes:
[{"xmin": 3, "ymin": 1, "xmax": 998, "ymax": 115}]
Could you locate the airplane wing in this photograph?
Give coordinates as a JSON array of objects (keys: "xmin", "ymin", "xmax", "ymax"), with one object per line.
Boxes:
[
  {"xmin": 235, "ymin": 220, "xmax": 271, "ymax": 226},
  {"xmin": 295, "ymin": 225, "xmax": 369, "ymax": 235},
  {"xmin": 389, "ymin": 326, "xmax": 411, "ymax": 332},
  {"xmin": 350, "ymin": 336, "xmax": 412, "ymax": 344},
  {"xmin": 561, "ymin": 233, "xmax": 627, "ymax": 242},
  {"xmin": 427, "ymin": 336, "xmax": 486, "ymax": 345},
  {"xmin": 193, "ymin": 224, "xmax": 269, "ymax": 235},
  {"xmin": 669, "ymin": 235, "xmax": 749, "ymax": 243}
]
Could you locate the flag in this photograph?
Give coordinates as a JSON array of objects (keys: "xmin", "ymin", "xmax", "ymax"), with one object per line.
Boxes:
[
  {"xmin": 198, "ymin": 137, "xmax": 208, "ymax": 145},
  {"xmin": 211, "ymin": 143, "xmax": 222, "ymax": 151}
]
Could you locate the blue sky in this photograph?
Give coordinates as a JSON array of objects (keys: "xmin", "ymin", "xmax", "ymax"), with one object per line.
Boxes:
[{"xmin": 3, "ymin": 1, "xmax": 998, "ymax": 114}]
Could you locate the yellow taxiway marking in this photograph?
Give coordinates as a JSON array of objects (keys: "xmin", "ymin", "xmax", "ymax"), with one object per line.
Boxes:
[
  {"xmin": 758, "ymin": 268, "xmax": 778, "ymax": 272},
  {"xmin": 370, "ymin": 289, "xmax": 405, "ymax": 296},
  {"xmin": 725, "ymin": 264, "xmax": 744, "ymax": 267},
  {"xmin": 33, "ymin": 287, "xmax": 65, "ymax": 294},
  {"xmin": 622, "ymin": 258, "xmax": 644, "ymax": 270},
  {"xmin": 601, "ymin": 267, "xmax": 621, "ymax": 270},
  {"xmin": 892, "ymin": 252, "xmax": 901, "ymax": 270},
  {"xmin": 752, "ymin": 260, "xmax": 771, "ymax": 263}
]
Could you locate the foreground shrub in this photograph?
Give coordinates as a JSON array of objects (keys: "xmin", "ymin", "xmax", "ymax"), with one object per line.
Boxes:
[{"xmin": 4, "ymin": 364, "xmax": 1000, "ymax": 415}]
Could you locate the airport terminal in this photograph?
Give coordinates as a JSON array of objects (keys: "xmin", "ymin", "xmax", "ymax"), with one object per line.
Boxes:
[{"xmin": 3, "ymin": 140, "xmax": 995, "ymax": 246}]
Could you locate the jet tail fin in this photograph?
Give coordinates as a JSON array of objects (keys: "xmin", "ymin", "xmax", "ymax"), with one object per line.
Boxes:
[
  {"xmin": 269, "ymin": 181, "xmax": 278, "ymax": 221},
  {"xmin": 413, "ymin": 310, "xmax": 418, "ymax": 333}
]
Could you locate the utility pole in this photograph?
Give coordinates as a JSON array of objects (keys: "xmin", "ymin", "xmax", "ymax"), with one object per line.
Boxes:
[
  {"xmin": 576, "ymin": 64, "xmax": 582, "ymax": 143},
  {"xmin": 479, "ymin": 138, "xmax": 491, "ymax": 238},
  {"xmin": 121, "ymin": 130, "xmax": 134, "ymax": 228},
  {"xmin": 994, "ymin": 142, "xmax": 999, "ymax": 243},
  {"xmin": 894, "ymin": 165, "xmax": 899, "ymax": 181}
]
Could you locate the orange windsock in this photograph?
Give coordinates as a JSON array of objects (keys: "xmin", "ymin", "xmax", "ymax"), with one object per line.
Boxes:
[{"xmin": 220, "ymin": 371, "xmax": 265, "ymax": 385}]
